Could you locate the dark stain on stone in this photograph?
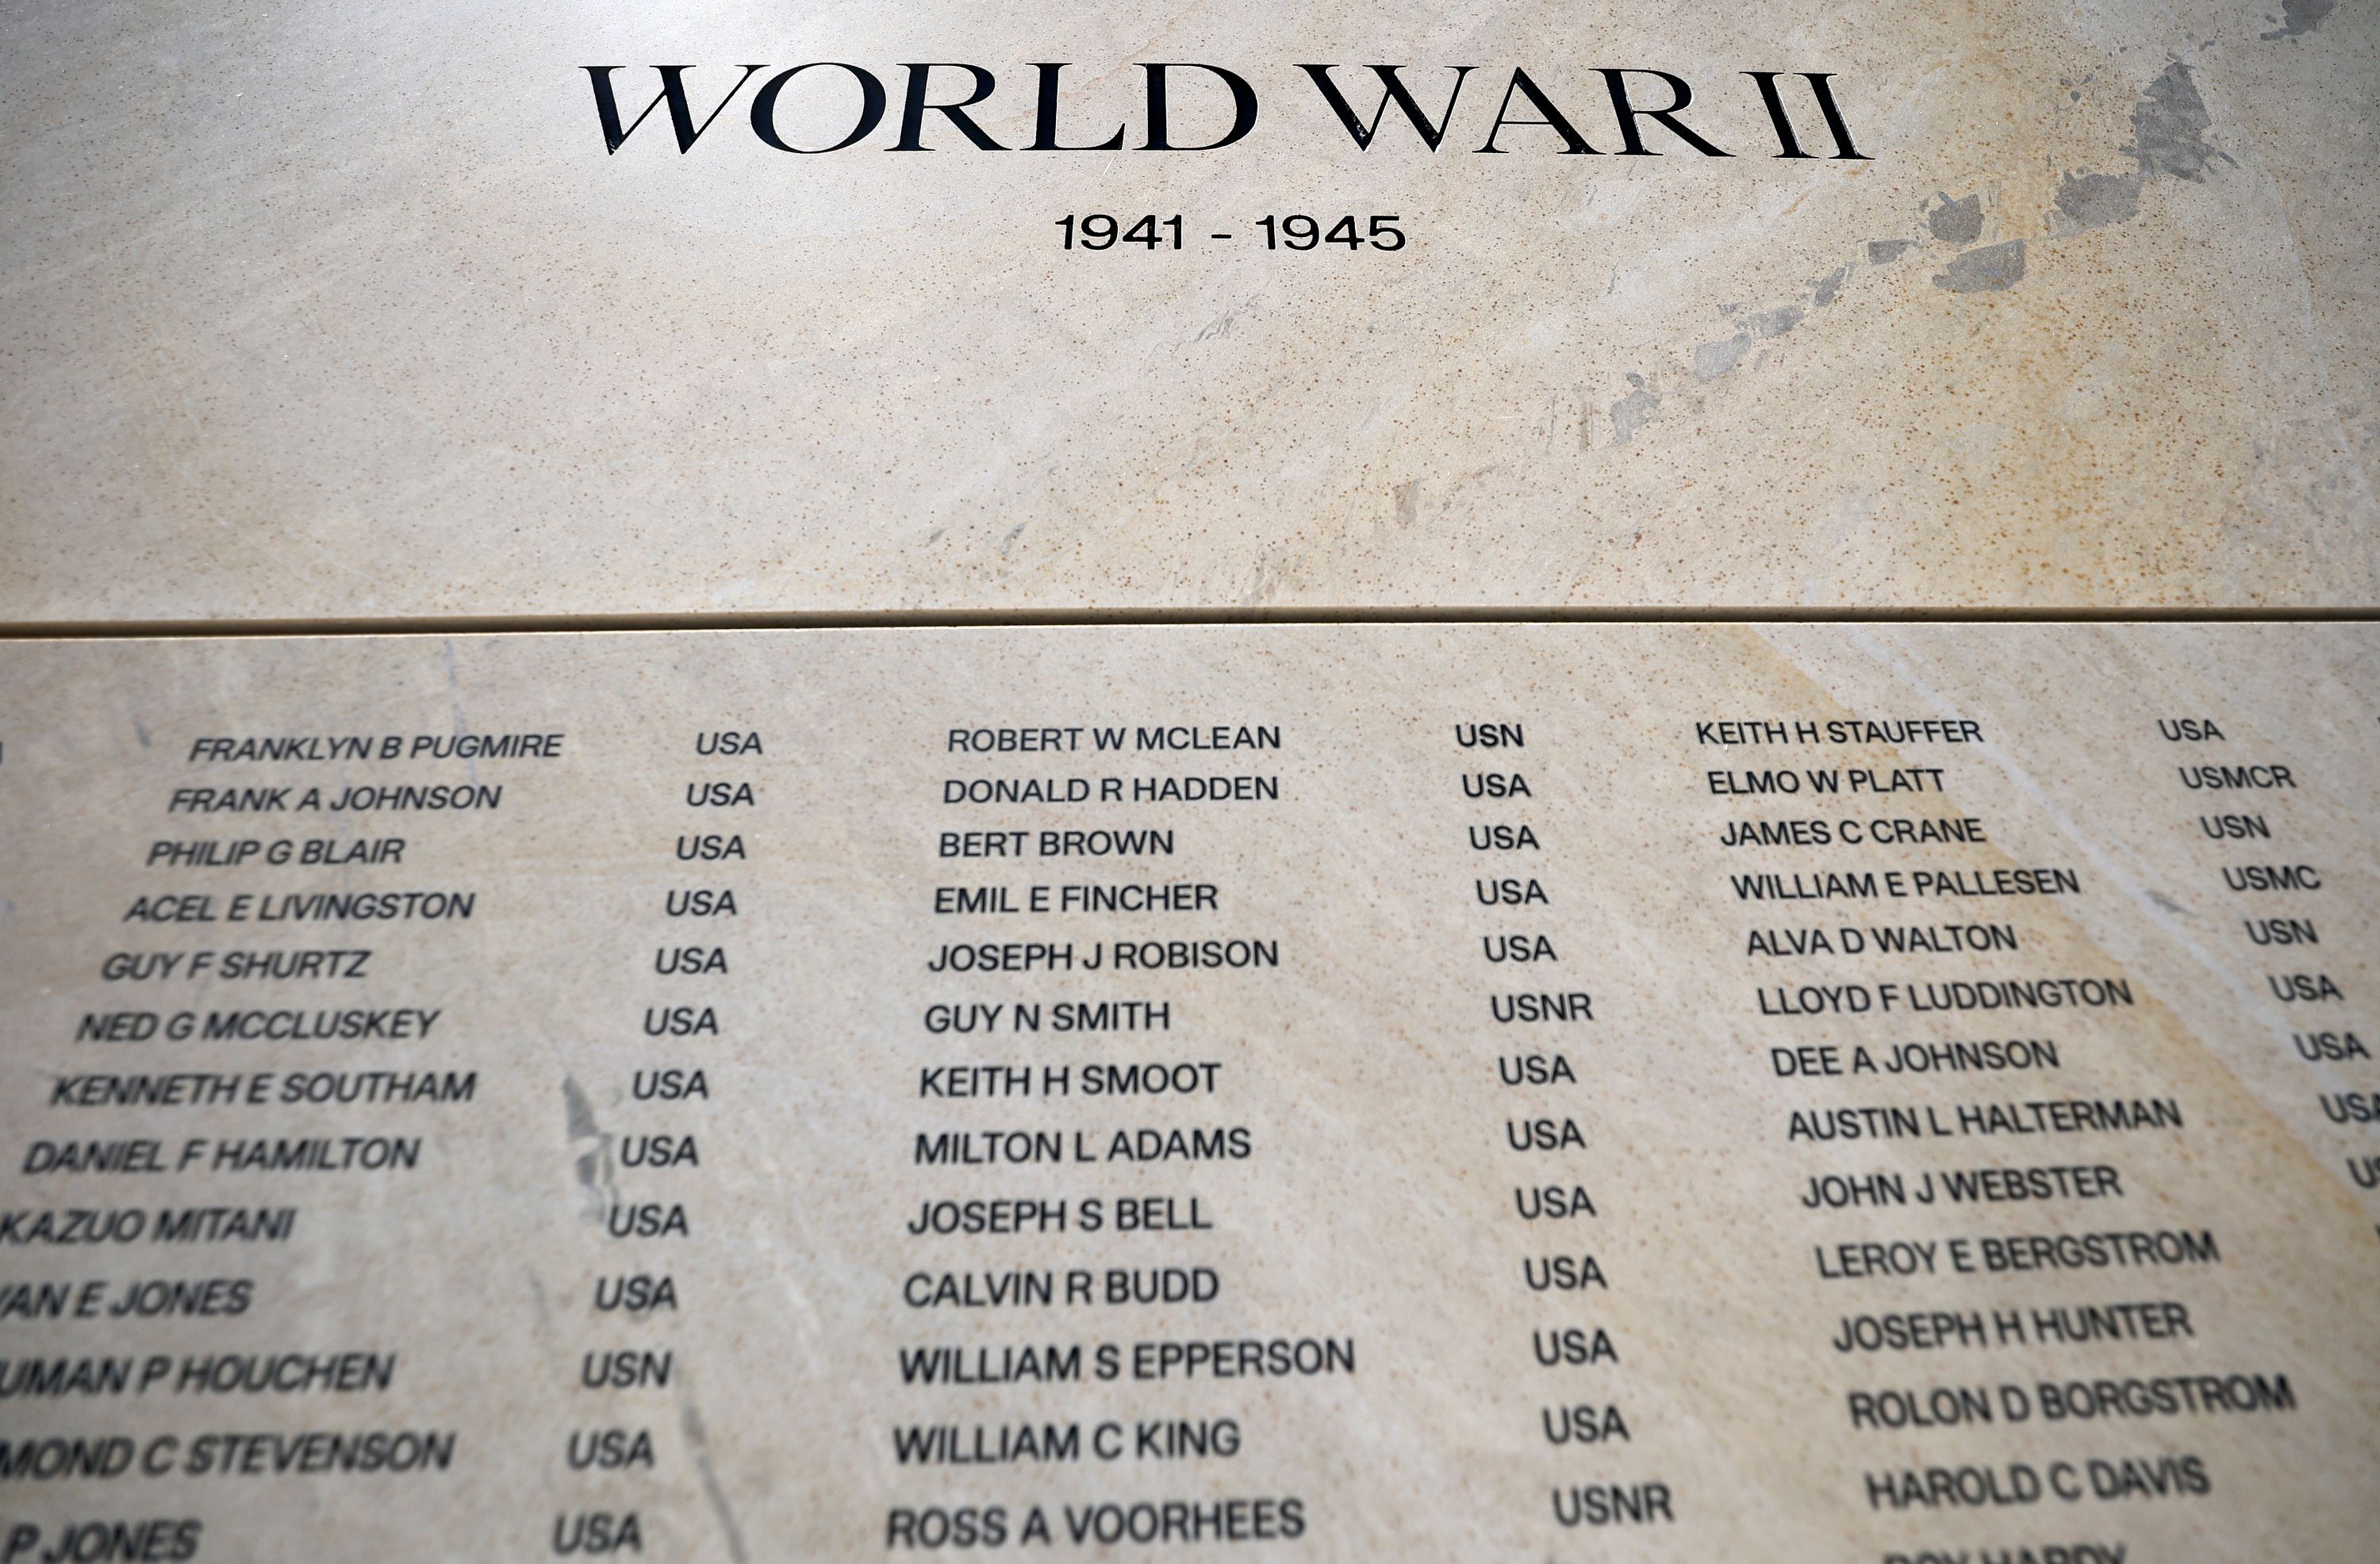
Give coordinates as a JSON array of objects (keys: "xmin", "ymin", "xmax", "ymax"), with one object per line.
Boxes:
[
  {"xmin": 1609, "ymin": 374, "xmax": 1664, "ymax": 444},
  {"xmin": 564, "ymin": 1076, "xmax": 599, "ymax": 1141},
  {"xmin": 681, "ymin": 1401, "xmax": 752, "ymax": 1564},
  {"xmin": 2128, "ymin": 62, "xmax": 2234, "ymax": 182},
  {"xmin": 2261, "ymin": 0, "xmax": 2333, "ymax": 40},
  {"xmin": 564, "ymin": 1076, "xmax": 616, "ymax": 1217},
  {"xmin": 1934, "ymin": 240, "xmax": 2027, "ymax": 293},
  {"xmin": 2055, "ymin": 169, "xmax": 2144, "ymax": 230},
  {"xmin": 1928, "ymin": 194, "xmax": 1985, "ymax": 245},
  {"xmin": 1692, "ymin": 333, "xmax": 1753, "ymax": 381},
  {"xmin": 2048, "ymin": 61, "xmax": 2232, "ymax": 237}
]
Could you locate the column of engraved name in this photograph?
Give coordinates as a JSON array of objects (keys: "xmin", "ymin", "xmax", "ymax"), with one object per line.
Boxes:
[
  {"xmin": 4, "ymin": 730, "xmax": 526, "ymax": 1558},
  {"xmin": 1705, "ymin": 713, "xmax": 2264, "ymax": 1548},
  {"xmin": 889, "ymin": 720, "xmax": 1316, "ymax": 1552}
]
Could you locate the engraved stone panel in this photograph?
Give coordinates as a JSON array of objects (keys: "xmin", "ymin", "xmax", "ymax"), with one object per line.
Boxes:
[
  {"xmin": 0, "ymin": 622, "xmax": 2372, "ymax": 1558},
  {"xmin": 2, "ymin": 2, "xmax": 2376, "ymax": 621}
]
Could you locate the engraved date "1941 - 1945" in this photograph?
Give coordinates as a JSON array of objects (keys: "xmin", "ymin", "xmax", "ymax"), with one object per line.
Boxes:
[{"xmin": 1056, "ymin": 214, "xmax": 1405, "ymax": 251}]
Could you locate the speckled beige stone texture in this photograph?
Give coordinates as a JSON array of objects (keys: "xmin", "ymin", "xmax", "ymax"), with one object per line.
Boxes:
[
  {"xmin": 1, "ymin": 2, "xmax": 2374, "ymax": 621},
  {"xmin": 0, "ymin": 622, "xmax": 2372, "ymax": 1558}
]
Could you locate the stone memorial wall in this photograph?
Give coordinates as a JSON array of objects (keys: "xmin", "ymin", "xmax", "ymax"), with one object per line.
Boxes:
[{"xmin": 1, "ymin": 1, "xmax": 2374, "ymax": 1558}]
